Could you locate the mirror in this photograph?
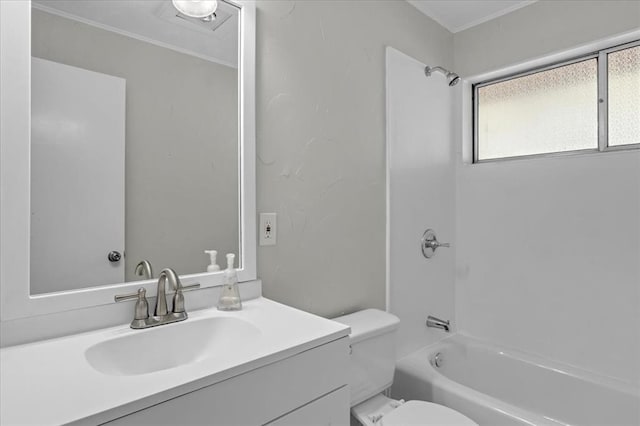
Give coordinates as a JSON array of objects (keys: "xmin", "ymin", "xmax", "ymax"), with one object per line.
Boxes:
[
  {"xmin": 0, "ymin": 0, "xmax": 255, "ymax": 321},
  {"xmin": 30, "ymin": 0, "xmax": 240, "ymax": 295}
]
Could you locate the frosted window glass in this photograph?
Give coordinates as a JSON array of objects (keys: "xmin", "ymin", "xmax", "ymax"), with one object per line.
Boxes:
[
  {"xmin": 477, "ymin": 59, "xmax": 598, "ymax": 160},
  {"xmin": 608, "ymin": 46, "xmax": 640, "ymax": 147}
]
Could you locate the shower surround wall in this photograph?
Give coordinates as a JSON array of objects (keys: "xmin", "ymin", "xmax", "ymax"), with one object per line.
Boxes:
[
  {"xmin": 255, "ymin": 1, "xmax": 452, "ymax": 317},
  {"xmin": 453, "ymin": 0, "xmax": 640, "ymax": 385},
  {"xmin": 386, "ymin": 48, "xmax": 456, "ymax": 359}
]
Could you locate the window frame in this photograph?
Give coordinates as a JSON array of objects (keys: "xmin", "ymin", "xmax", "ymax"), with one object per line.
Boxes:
[{"xmin": 472, "ymin": 39, "xmax": 640, "ymax": 163}]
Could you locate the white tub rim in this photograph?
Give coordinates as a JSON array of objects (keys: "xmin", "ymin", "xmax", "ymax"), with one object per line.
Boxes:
[{"xmin": 421, "ymin": 332, "xmax": 640, "ymax": 398}]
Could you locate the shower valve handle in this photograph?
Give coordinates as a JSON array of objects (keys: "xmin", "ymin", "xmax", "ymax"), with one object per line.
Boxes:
[
  {"xmin": 421, "ymin": 229, "xmax": 450, "ymax": 259},
  {"xmin": 425, "ymin": 240, "xmax": 450, "ymax": 249}
]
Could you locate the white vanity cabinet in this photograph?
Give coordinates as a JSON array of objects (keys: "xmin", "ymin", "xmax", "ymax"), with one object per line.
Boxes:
[
  {"xmin": 1, "ymin": 298, "xmax": 352, "ymax": 426},
  {"xmin": 104, "ymin": 337, "xmax": 350, "ymax": 426}
]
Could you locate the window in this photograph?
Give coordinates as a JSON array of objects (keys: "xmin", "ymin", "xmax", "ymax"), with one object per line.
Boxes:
[
  {"xmin": 473, "ymin": 41, "xmax": 639, "ymax": 162},
  {"xmin": 608, "ymin": 45, "xmax": 640, "ymax": 147}
]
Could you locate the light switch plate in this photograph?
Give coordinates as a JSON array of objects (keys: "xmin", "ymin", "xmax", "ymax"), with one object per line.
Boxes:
[{"xmin": 259, "ymin": 213, "xmax": 277, "ymax": 246}]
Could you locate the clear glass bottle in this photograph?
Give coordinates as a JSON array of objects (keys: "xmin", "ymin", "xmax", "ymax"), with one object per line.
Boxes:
[{"xmin": 217, "ymin": 253, "xmax": 242, "ymax": 311}]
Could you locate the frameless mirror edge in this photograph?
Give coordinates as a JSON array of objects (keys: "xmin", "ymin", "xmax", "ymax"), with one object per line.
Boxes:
[{"xmin": 0, "ymin": 0, "xmax": 256, "ymax": 321}]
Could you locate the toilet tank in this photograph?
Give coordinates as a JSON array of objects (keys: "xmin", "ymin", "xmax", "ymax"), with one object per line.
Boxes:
[{"xmin": 333, "ymin": 309, "xmax": 400, "ymax": 406}]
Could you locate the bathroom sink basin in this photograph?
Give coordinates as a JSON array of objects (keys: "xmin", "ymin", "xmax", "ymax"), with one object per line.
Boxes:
[{"xmin": 85, "ymin": 317, "xmax": 261, "ymax": 376}]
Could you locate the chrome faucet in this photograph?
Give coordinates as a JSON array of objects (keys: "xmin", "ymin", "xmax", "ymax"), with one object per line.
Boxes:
[
  {"xmin": 155, "ymin": 268, "xmax": 181, "ymax": 316},
  {"xmin": 426, "ymin": 315, "xmax": 450, "ymax": 332},
  {"xmin": 115, "ymin": 268, "xmax": 200, "ymax": 329},
  {"xmin": 134, "ymin": 260, "xmax": 154, "ymax": 279}
]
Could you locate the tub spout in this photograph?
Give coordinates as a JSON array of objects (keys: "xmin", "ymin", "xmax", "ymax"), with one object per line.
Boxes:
[{"xmin": 426, "ymin": 315, "xmax": 450, "ymax": 332}]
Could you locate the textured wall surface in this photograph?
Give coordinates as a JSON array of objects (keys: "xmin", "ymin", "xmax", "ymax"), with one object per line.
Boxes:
[
  {"xmin": 32, "ymin": 10, "xmax": 239, "ymax": 283},
  {"xmin": 454, "ymin": 0, "xmax": 640, "ymax": 384},
  {"xmin": 255, "ymin": 1, "xmax": 452, "ymax": 318}
]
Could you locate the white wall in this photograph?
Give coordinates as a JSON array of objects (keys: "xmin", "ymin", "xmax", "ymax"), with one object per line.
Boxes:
[
  {"xmin": 255, "ymin": 1, "xmax": 453, "ymax": 317},
  {"xmin": 453, "ymin": 0, "xmax": 640, "ymax": 78},
  {"xmin": 454, "ymin": 1, "xmax": 640, "ymax": 384},
  {"xmin": 386, "ymin": 48, "xmax": 456, "ymax": 359},
  {"xmin": 456, "ymin": 152, "xmax": 640, "ymax": 384}
]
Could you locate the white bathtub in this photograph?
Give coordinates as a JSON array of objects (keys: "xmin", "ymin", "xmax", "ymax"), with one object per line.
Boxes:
[{"xmin": 392, "ymin": 334, "xmax": 639, "ymax": 426}]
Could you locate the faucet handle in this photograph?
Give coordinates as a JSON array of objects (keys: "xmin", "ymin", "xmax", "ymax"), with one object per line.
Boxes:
[
  {"xmin": 114, "ymin": 288, "xmax": 144, "ymax": 302},
  {"xmin": 173, "ymin": 289, "xmax": 185, "ymax": 314},
  {"xmin": 115, "ymin": 288, "xmax": 149, "ymax": 321},
  {"xmin": 172, "ymin": 283, "xmax": 200, "ymax": 314}
]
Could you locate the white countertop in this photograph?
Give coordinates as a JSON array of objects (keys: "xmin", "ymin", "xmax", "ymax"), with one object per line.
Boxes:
[{"xmin": 0, "ymin": 297, "xmax": 350, "ymax": 426}]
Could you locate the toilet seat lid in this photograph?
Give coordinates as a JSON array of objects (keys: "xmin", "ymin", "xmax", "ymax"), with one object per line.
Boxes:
[{"xmin": 381, "ymin": 401, "xmax": 477, "ymax": 426}]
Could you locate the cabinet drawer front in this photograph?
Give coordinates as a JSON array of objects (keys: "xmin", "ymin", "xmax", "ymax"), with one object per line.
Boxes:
[
  {"xmin": 267, "ymin": 386, "xmax": 349, "ymax": 426},
  {"xmin": 104, "ymin": 337, "xmax": 350, "ymax": 426}
]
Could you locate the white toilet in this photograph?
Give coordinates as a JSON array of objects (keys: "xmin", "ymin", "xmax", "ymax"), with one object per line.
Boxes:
[{"xmin": 334, "ymin": 309, "xmax": 477, "ymax": 426}]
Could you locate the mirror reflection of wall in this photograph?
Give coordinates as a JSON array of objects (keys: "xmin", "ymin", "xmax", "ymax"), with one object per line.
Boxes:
[{"xmin": 30, "ymin": 2, "xmax": 240, "ymax": 295}]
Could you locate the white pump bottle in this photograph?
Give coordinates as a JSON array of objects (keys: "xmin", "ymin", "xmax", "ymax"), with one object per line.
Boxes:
[
  {"xmin": 217, "ymin": 253, "xmax": 242, "ymax": 311},
  {"xmin": 204, "ymin": 250, "xmax": 220, "ymax": 272}
]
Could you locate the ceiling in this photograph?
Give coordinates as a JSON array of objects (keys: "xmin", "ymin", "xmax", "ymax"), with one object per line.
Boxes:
[
  {"xmin": 32, "ymin": 1, "xmax": 537, "ymax": 63},
  {"xmin": 407, "ymin": 0, "xmax": 538, "ymax": 33},
  {"xmin": 32, "ymin": 0, "xmax": 239, "ymax": 68}
]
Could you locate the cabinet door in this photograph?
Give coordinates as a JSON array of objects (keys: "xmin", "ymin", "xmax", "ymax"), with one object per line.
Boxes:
[{"xmin": 267, "ymin": 386, "xmax": 349, "ymax": 426}]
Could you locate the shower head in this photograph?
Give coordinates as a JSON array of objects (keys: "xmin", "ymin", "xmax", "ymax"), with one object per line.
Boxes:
[{"xmin": 425, "ymin": 66, "xmax": 460, "ymax": 87}]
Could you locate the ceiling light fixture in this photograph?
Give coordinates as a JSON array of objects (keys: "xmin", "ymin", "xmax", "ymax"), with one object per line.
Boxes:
[{"xmin": 172, "ymin": 0, "xmax": 218, "ymax": 19}]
